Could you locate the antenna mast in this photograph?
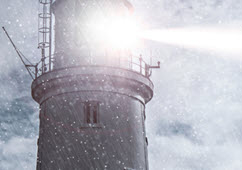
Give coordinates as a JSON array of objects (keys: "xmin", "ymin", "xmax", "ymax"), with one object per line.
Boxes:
[
  {"xmin": 2, "ymin": 27, "xmax": 37, "ymax": 80},
  {"xmin": 2, "ymin": 0, "xmax": 53, "ymax": 80}
]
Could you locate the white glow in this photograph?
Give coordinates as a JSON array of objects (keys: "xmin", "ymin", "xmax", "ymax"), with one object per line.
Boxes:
[
  {"xmin": 91, "ymin": 17, "xmax": 140, "ymax": 49},
  {"xmin": 141, "ymin": 27, "xmax": 242, "ymax": 55}
]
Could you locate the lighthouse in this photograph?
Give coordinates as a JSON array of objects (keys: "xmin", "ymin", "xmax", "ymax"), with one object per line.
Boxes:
[{"xmin": 31, "ymin": 0, "xmax": 158, "ymax": 169}]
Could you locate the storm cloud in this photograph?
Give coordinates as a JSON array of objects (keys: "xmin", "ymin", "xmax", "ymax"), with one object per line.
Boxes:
[{"xmin": 1, "ymin": 0, "xmax": 242, "ymax": 170}]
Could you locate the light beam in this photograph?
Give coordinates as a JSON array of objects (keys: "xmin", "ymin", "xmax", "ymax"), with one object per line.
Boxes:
[{"xmin": 141, "ymin": 27, "xmax": 242, "ymax": 55}]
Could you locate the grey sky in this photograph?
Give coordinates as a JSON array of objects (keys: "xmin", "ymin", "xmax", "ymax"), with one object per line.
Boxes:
[{"xmin": 1, "ymin": 0, "xmax": 242, "ymax": 170}]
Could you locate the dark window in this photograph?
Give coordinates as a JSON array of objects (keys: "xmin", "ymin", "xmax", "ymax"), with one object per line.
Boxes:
[
  {"xmin": 93, "ymin": 105, "xmax": 98, "ymax": 123},
  {"xmin": 86, "ymin": 105, "xmax": 91, "ymax": 123},
  {"xmin": 85, "ymin": 102, "xmax": 99, "ymax": 124}
]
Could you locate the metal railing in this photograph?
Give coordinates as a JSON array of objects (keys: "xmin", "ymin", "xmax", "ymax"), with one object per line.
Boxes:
[
  {"xmin": 35, "ymin": 55, "xmax": 54, "ymax": 78},
  {"xmin": 33, "ymin": 54, "xmax": 159, "ymax": 79},
  {"xmin": 119, "ymin": 55, "xmax": 152, "ymax": 77}
]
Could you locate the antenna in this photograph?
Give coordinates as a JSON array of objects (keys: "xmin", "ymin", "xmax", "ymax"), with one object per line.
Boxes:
[
  {"xmin": 1, "ymin": 1, "xmax": 53, "ymax": 81},
  {"xmin": 2, "ymin": 27, "xmax": 37, "ymax": 80}
]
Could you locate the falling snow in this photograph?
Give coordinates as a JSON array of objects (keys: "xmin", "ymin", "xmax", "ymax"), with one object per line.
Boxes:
[{"xmin": 1, "ymin": 0, "xmax": 242, "ymax": 170}]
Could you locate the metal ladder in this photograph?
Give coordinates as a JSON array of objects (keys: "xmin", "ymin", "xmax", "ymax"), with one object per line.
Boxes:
[{"xmin": 38, "ymin": 0, "xmax": 53, "ymax": 74}]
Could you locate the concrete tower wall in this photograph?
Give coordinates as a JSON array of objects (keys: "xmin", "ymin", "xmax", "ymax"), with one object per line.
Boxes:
[
  {"xmin": 38, "ymin": 93, "xmax": 146, "ymax": 170},
  {"xmin": 33, "ymin": 66, "xmax": 153, "ymax": 170}
]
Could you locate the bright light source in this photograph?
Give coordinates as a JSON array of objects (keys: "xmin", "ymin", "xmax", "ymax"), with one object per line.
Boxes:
[
  {"xmin": 141, "ymin": 27, "xmax": 242, "ymax": 55},
  {"xmin": 91, "ymin": 17, "xmax": 140, "ymax": 49}
]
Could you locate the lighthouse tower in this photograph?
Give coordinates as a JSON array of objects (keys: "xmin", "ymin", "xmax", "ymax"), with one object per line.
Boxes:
[{"xmin": 32, "ymin": 0, "xmax": 157, "ymax": 169}]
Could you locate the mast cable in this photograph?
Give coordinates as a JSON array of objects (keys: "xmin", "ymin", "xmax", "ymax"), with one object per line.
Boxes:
[{"xmin": 2, "ymin": 27, "xmax": 35, "ymax": 80}]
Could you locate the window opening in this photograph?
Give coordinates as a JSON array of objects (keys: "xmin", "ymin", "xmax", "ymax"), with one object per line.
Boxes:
[{"xmin": 85, "ymin": 102, "xmax": 99, "ymax": 124}]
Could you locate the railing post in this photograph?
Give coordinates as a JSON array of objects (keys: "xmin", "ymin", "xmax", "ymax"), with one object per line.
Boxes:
[
  {"xmin": 145, "ymin": 64, "xmax": 149, "ymax": 77},
  {"xmin": 139, "ymin": 55, "xmax": 142, "ymax": 74},
  {"xmin": 41, "ymin": 48, "xmax": 45, "ymax": 74},
  {"xmin": 35, "ymin": 64, "xmax": 38, "ymax": 79}
]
